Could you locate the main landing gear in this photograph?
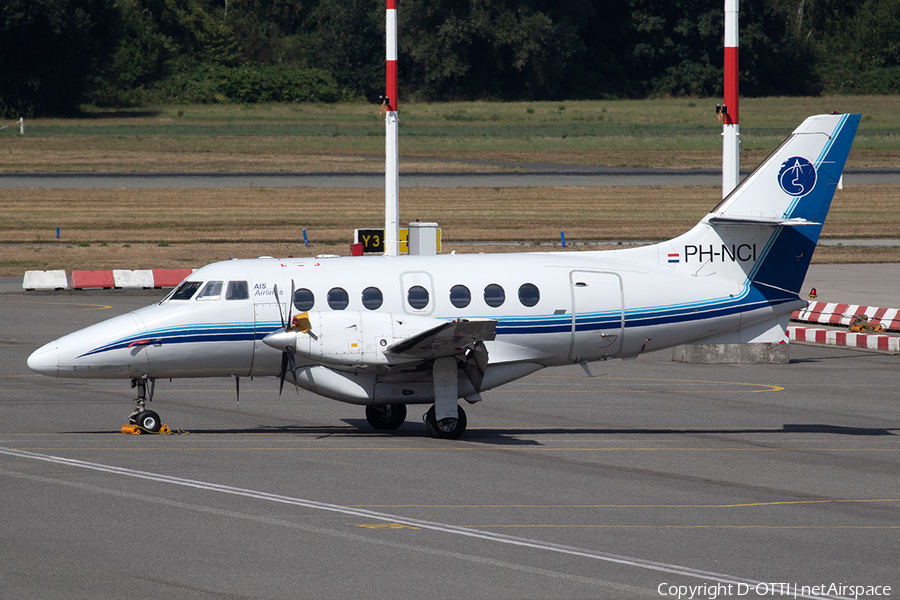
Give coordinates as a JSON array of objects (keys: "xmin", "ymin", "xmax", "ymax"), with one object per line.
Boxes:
[
  {"xmin": 363, "ymin": 403, "xmax": 468, "ymax": 439},
  {"xmin": 128, "ymin": 377, "xmax": 162, "ymax": 433},
  {"xmin": 365, "ymin": 404, "xmax": 407, "ymax": 430},
  {"xmin": 424, "ymin": 405, "xmax": 467, "ymax": 440}
]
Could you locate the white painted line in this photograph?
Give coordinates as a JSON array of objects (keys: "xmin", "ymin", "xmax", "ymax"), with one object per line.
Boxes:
[
  {"xmin": 1, "ymin": 467, "xmax": 647, "ymax": 595},
  {"xmin": 0, "ymin": 447, "xmax": 855, "ymax": 600}
]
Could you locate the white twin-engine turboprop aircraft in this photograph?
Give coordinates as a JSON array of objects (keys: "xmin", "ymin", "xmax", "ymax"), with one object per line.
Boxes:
[{"xmin": 28, "ymin": 113, "xmax": 860, "ymax": 439}]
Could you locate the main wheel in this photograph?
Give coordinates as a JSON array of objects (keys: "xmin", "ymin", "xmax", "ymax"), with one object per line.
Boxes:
[
  {"xmin": 424, "ymin": 405, "xmax": 467, "ymax": 440},
  {"xmin": 365, "ymin": 404, "xmax": 407, "ymax": 430},
  {"xmin": 133, "ymin": 410, "xmax": 161, "ymax": 433}
]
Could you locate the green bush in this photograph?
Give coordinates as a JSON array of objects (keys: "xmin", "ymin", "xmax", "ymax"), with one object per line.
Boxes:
[
  {"xmin": 95, "ymin": 64, "xmax": 343, "ymax": 105},
  {"xmin": 217, "ymin": 66, "xmax": 341, "ymax": 103}
]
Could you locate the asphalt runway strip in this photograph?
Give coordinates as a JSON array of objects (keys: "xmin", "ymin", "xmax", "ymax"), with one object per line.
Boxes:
[{"xmin": 0, "ymin": 446, "xmax": 857, "ymax": 600}]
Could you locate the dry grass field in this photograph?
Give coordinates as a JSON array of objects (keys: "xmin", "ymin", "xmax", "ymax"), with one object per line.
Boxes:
[
  {"xmin": 2, "ymin": 97, "xmax": 897, "ymax": 276},
  {"xmin": 2, "ymin": 184, "xmax": 898, "ymax": 276}
]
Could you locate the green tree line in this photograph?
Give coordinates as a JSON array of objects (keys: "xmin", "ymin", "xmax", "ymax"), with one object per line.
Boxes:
[{"xmin": 2, "ymin": 0, "xmax": 899, "ymax": 117}]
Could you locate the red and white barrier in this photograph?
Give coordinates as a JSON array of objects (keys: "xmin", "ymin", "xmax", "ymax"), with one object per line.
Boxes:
[
  {"xmin": 792, "ymin": 301, "xmax": 900, "ymax": 332},
  {"xmin": 22, "ymin": 270, "xmax": 68, "ymax": 290},
  {"xmin": 23, "ymin": 269, "xmax": 193, "ymax": 290},
  {"xmin": 152, "ymin": 268, "xmax": 194, "ymax": 288},
  {"xmin": 113, "ymin": 269, "xmax": 154, "ymax": 288},
  {"xmin": 788, "ymin": 326, "xmax": 900, "ymax": 353},
  {"xmin": 70, "ymin": 270, "xmax": 115, "ymax": 289}
]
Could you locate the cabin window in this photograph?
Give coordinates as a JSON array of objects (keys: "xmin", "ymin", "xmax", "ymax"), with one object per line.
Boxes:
[
  {"xmin": 293, "ymin": 288, "xmax": 315, "ymax": 311},
  {"xmin": 362, "ymin": 286, "xmax": 383, "ymax": 310},
  {"xmin": 407, "ymin": 285, "xmax": 429, "ymax": 310},
  {"xmin": 226, "ymin": 280, "xmax": 249, "ymax": 300},
  {"xmin": 327, "ymin": 287, "xmax": 349, "ymax": 310},
  {"xmin": 170, "ymin": 281, "xmax": 202, "ymax": 300},
  {"xmin": 484, "ymin": 284, "xmax": 505, "ymax": 308},
  {"xmin": 518, "ymin": 283, "xmax": 540, "ymax": 307},
  {"xmin": 449, "ymin": 284, "xmax": 471, "ymax": 308}
]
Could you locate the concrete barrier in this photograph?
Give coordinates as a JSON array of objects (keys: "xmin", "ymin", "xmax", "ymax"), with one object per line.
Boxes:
[
  {"xmin": 24, "ymin": 267, "xmax": 196, "ymax": 291},
  {"xmin": 792, "ymin": 302, "xmax": 900, "ymax": 332},
  {"xmin": 113, "ymin": 269, "xmax": 154, "ymax": 288},
  {"xmin": 788, "ymin": 326, "xmax": 900, "ymax": 353},
  {"xmin": 71, "ymin": 270, "xmax": 115, "ymax": 289},
  {"xmin": 152, "ymin": 268, "xmax": 193, "ymax": 288},
  {"xmin": 672, "ymin": 343, "xmax": 790, "ymax": 364},
  {"xmin": 22, "ymin": 270, "xmax": 68, "ymax": 290}
]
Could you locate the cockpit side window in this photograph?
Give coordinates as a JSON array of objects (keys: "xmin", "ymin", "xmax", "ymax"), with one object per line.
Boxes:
[
  {"xmin": 170, "ymin": 281, "xmax": 202, "ymax": 300},
  {"xmin": 226, "ymin": 280, "xmax": 249, "ymax": 300},
  {"xmin": 197, "ymin": 281, "xmax": 223, "ymax": 301}
]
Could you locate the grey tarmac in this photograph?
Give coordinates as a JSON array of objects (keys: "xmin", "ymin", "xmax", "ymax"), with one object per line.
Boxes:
[{"xmin": 1, "ymin": 289, "xmax": 897, "ymax": 600}]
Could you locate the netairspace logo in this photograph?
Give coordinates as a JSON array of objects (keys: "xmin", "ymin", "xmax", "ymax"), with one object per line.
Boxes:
[{"xmin": 657, "ymin": 582, "xmax": 893, "ymax": 600}]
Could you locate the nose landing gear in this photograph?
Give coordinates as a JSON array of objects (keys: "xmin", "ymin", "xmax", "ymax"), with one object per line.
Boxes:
[{"xmin": 127, "ymin": 376, "xmax": 162, "ymax": 433}]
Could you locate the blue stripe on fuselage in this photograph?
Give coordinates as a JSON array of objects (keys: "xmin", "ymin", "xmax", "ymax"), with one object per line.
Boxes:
[{"xmin": 79, "ymin": 286, "xmax": 796, "ymax": 357}]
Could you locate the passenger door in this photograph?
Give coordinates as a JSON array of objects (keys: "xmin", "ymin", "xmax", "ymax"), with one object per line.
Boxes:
[{"xmin": 568, "ymin": 271, "xmax": 624, "ymax": 362}]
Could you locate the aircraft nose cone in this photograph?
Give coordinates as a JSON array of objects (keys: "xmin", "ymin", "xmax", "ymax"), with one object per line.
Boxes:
[
  {"xmin": 262, "ymin": 330, "xmax": 295, "ymax": 352},
  {"xmin": 27, "ymin": 340, "xmax": 59, "ymax": 376}
]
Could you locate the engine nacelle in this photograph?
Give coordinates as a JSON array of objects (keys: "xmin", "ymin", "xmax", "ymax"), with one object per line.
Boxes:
[{"xmin": 263, "ymin": 311, "xmax": 452, "ymax": 367}]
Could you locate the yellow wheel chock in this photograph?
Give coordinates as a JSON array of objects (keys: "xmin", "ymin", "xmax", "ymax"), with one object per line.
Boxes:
[{"xmin": 120, "ymin": 423, "xmax": 175, "ymax": 435}]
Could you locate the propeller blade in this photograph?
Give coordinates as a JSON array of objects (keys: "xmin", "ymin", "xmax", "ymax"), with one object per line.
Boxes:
[
  {"xmin": 273, "ymin": 283, "xmax": 286, "ymax": 328},
  {"xmin": 278, "ymin": 350, "xmax": 288, "ymax": 396},
  {"xmin": 286, "ymin": 347, "xmax": 300, "ymax": 396},
  {"xmin": 287, "ymin": 280, "xmax": 296, "ymax": 330}
]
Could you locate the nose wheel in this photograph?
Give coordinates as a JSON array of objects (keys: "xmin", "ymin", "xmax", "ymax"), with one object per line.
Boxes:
[
  {"xmin": 132, "ymin": 409, "xmax": 162, "ymax": 432},
  {"xmin": 127, "ymin": 377, "xmax": 162, "ymax": 433}
]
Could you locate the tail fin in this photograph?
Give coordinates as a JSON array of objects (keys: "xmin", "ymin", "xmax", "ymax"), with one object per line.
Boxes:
[{"xmin": 655, "ymin": 113, "xmax": 860, "ymax": 294}]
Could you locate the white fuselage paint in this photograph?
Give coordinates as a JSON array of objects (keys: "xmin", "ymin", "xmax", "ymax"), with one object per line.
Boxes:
[{"xmin": 31, "ymin": 249, "xmax": 795, "ymax": 406}]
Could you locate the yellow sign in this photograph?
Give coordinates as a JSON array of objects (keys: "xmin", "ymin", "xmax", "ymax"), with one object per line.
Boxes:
[{"xmin": 354, "ymin": 228, "xmax": 410, "ymax": 254}]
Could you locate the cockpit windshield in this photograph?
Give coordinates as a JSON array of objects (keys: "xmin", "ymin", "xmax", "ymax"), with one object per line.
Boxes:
[{"xmin": 169, "ymin": 281, "xmax": 203, "ymax": 300}]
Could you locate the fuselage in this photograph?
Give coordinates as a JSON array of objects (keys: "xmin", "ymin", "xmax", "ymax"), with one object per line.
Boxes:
[{"xmin": 27, "ymin": 249, "xmax": 803, "ymax": 405}]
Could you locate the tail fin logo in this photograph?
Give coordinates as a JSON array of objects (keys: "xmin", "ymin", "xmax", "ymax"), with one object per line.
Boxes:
[{"xmin": 778, "ymin": 156, "xmax": 817, "ymax": 197}]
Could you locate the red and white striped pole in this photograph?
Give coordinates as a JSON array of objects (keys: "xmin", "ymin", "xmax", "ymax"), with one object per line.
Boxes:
[
  {"xmin": 722, "ymin": 0, "xmax": 740, "ymax": 198},
  {"xmin": 384, "ymin": 0, "xmax": 400, "ymax": 256}
]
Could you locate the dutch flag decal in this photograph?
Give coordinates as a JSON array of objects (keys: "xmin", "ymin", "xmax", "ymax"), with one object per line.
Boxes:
[{"xmin": 668, "ymin": 253, "xmax": 680, "ymax": 264}]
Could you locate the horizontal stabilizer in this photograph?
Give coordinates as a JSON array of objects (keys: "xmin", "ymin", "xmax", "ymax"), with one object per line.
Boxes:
[
  {"xmin": 708, "ymin": 215, "xmax": 821, "ymax": 227},
  {"xmin": 385, "ymin": 319, "xmax": 496, "ymax": 360}
]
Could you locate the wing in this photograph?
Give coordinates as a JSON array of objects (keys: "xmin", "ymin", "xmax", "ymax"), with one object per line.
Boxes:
[{"xmin": 384, "ymin": 319, "xmax": 496, "ymax": 361}]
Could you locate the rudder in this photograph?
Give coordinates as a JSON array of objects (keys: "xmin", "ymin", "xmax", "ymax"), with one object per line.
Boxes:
[{"xmin": 649, "ymin": 113, "xmax": 860, "ymax": 295}]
